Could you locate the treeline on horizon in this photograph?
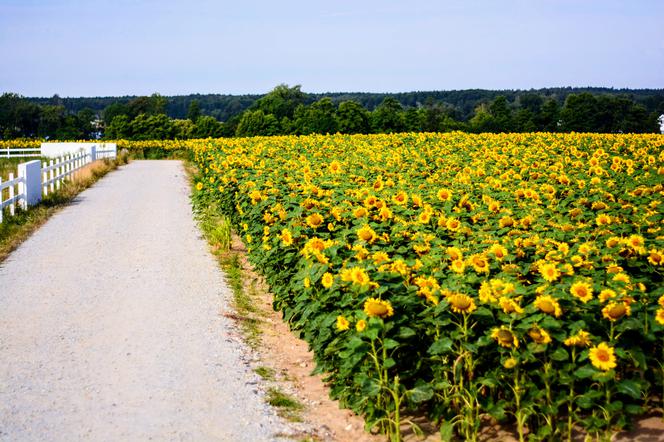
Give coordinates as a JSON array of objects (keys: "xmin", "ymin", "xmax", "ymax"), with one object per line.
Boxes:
[{"xmin": 1, "ymin": 84, "xmax": 662, "ymax": 140}]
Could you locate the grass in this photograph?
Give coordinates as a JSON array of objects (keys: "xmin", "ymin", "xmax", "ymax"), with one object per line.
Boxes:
[
  {"xmin": 266, "ymin": 387, "xmax": 305, "ymax": 422},
  {"xmin": 0, "ymin": 152, "xmax": 129, "ymax": 263},
  {"xmin": 254, "ymin": 366, "xmax": 277, "ymax": 381}
]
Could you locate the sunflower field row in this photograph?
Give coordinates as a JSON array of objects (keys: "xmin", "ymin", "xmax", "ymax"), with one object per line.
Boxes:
[{"xmin": 188, "ymin": 132, "xmax": 664, "ymax": 441}]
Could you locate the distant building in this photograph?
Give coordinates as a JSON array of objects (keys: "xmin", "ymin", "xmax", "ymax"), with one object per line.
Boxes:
[{"xmin": 659, "ymin": 114, "xmax": 664, "ymax": 134}]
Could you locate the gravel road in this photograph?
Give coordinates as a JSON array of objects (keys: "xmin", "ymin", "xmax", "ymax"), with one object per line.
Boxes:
[{"xmin": 0, "ymin": 160, "xmax": 289, "ymax": 441}]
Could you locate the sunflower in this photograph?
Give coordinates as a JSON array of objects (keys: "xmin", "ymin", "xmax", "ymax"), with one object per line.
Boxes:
[
  {"xmin": 437, "ymin": 188, "xmax": 453, "ymax": 202},
  {"xmin": 528, "ymin": 326, "xmax": 552, "ymax": 345},
  {"xmin": 356, "ymin": 319, "xmax": 367, "ymax": 332},
  {"xmin": 321, "ymin": 273, "xmax": 334, "ymax": 289},
  {"xmin": 372, "ymin": 251, "xmax": 390, "ymax": 265},
  {"xmin": 595, "ymin": 213, "xmax": 612, "ymax": 226},
  {"xmin": 626, "ymin": 234, "xmax": 645, "ymax": 253},
  {"xmin": 564, "ymin": 330, "xmax": 591, "ymax": 347},
  {"xmin": 599, "ymin": 289, "xmax": 617, "ymax": 303},
  {"xmin": 447, "ymin": 293, "xmax": 477, "ymax": 314},
  {"xmin": 350, "ymin": 267, "xmax": 371, "ymax": 286},
  {"xmin": 353, "ymin": 207, "xmax": 368, "ymax": 218},
  {"xmin": 479, "ymin": 281, "xmax": 497, "ymax": 304},
  {"xmin": 535, "ymin": 295, "xmax": 563, "ymax": 318},
  {"xmin": 450, "ymin": 259, "xmax": 466, "ymax": 274},
  {"xmin": 656, "ymin": 309, "xmax": 664, "ymax": 326},
  {"xmin": 570, "ymin": 281, "xmax": 593, "ymax": 303},
  {"xmin": 357, "ymin": 224, "xmax": 378, "ymax": 243},
  {"xmin": 470, "ymin": 254, "xmax": 490, "ymax": 274},
  {"xmin": 648, "ymin": 249, "xmax": 663, "ymax": 266},
  {"xmin": 279, "ymin": 228, "xmax": 294, "ymax": 246},
  {"xmin": 589, "ymin": 342, "xmax": 617, "ymax": 371},
  {"xmin": 489, "ymin": 243, "xmax": 508, "ymax": 261},
  {"xmin": 491, "ymin": 327, "xmax": 519, "ymax": 348},
  {"xmin": 392, "ymin": 191, "xmax": 408, "ymax": 206},
  {"xmin": 336, "ymin": 315, "xmax": 350, "ymax": 331},
  {"xmin": 499, "ymin": 296, "xmax": 524, "ymax": 315},
  {"xmin": 306, "ymin": 213, "xmax": 324, "ymax": 229},
  {"xmin": 418, "ymin": 211, "xmax": 431, "ymax": 224},
  {"xmin": 446, "ymin": 217, "xmax": 461, "ymax": 231},
  {"xmin": 538, "ymin": 262, "xmax": 560, "ymax": 282},
  {"xmin": 446, "ymin": 246, "xmax": 463, "ymax": 261},
  {"xmin": 602, "ymin": 301, "xmax": 631, "ymax": 322},
  {"xmin": 503, "ymin": 357, "xmax": 518, "ymax": 369},
  {"xmin": 328, "ymin": 160, "xmax": 342, "ymax": 174},
  {"xmin": 364, "ymin": 298, "xmax": 394, "ymax": 318}
]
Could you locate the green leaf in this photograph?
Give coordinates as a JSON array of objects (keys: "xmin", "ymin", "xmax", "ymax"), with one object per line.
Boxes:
[
  {"xmin": 616, "ymin": 379, "xmax": 642, "ymax": 400},
  {"xmin": 383, "ymin": 358, "xmax": 396, "ymax": 369},
  {"xmin": 397, "ymin": 327, "xmax": 416, "ymax": 338},
  {"xmin": 407, "ymin": 384, "xmax": 434, "ymax": 403},
  {"xmin": 574, "ymin": 365, "xmax": 596, "ymax": 379},
  {"xmin": 383, "ymin": 338, "xmax": 400, "ymax": 350},
  {"xmin": 428, "ymin": 338, "xmax": 454, "ymax": 355},
  {"xmin": 550, "ymin": 347, "xmax": 569, "ymax": 361},
  {"xmin": 439, "ymin": 420, "xmax": 454, "ymax": 442}
]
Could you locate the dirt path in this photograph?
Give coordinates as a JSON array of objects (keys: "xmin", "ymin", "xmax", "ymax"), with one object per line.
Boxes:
[{"xmin": 0, "ymin": 160, "xmax": 289, "ymax": 441}]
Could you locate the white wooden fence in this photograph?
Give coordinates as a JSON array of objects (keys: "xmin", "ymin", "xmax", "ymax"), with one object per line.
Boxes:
[
  {"xmin": 0, "ymin": 146, "xmax": 108, "ymax": 224},
  {"xmin": 1, "ymin": 148, "xmax": 41, "ymax": 158}
]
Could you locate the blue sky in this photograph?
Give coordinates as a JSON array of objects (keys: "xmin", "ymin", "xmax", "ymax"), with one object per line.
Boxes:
[{"xmin": 0, "ymin": 0, "xmax": 662, "ymax": 97}]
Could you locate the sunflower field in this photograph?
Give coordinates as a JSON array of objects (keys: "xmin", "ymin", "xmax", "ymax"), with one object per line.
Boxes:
[{"xmin": 186, "ymin": 132, "xmax": 664, "ymax": 441}]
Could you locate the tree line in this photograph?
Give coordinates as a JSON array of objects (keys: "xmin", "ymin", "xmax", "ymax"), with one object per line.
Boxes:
[{"xmin": 1, "ymin": 85, "xmax": 662, "ymax": 140}]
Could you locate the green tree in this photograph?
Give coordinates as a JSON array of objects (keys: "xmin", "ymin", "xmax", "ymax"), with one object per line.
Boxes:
[
  {"xmin": 235, "ymin": 110, "xmax": 280, "ymax": 137},
  {"xmin": 560, "ymin": 93, "xmax": 598, "ymax": 132},
  {"xmin": 293, "ymin": 97, "xmax": 339, "ymax": 135},
  {"xmin": 187, "ymin": 100, "xmax": 202, "ymax": 122},
  {"xmin": 336, "ymin": 100, "xmax": 370, "ymax": 134},
  {"xmin": 173, "ymin": 119, "xmax": 196, "ymax": 139},
  {"xmin": 469, "ymin": 103, "xmax": 496, "ymax": 133},
  {"xmin": 253, "ymin": 84, "xmax": 306, "ymax": 120},
  {"xmin": 371, "ymin": 98, "xmax": 406, "ymax": 133},
  {"xmin": 105, "ymin": 115, "xmax": 131, "ymax": 139},
  {"xmin": 102, "ymin": 102, "xmax": 129, "ymax": 125},
  {"xmin": 129, "ymin": 113, "xmax": 174, "ymax": 140},
  {"xmin": 538, "ymin": 99, "xmax": 560, "ymax": 132},
  {"xmin": 488, "ymin": 96, "xmax": 514, "ymax": 132},
  {"xmin": 194, "ymin": 116, "xmax": 224, "ymax": 138}
]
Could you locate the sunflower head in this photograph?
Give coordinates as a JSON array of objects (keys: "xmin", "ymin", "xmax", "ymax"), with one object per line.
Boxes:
[
  {"xmin": 534, "ymin": 295, "xmax": 562, "ymax": 317},
  {"xmin": 602, "ymin": 301, "xmax": 630, "ymax": 322},
  {"xmin": 447, "ymin": 293, "xmax": 477, "ymax": 315},
  {"xmin": 570, "ymin": 281, "xmax": 593, "ymax": 303},
  {"xmin": 491, "ymin": 327, "xmax": 519, "ymax": 348},
  {"xmin": 306, "ymin": 213, "xmax": 324, "ymax": 229},
  {"xmin": 363, "ymin": 298, "xmax": 394, "ymax": 318},
  {"xmin": 336, "ymin": 315, "xmax": 350, "ymax": 331},
  {"xmin": 564, "ymin": 330, "xmax": 591, "ymax": 347},
  {"xmin": 589, "ymin": 342, "xmax": 617, "ymax": 371},
  {"xmin": 321, "ymin": 272, "xmax": 334, "ymax": 289},
  {"xmin": 528, "ymin": 326, "xmax": 552, "ymax": 345}
]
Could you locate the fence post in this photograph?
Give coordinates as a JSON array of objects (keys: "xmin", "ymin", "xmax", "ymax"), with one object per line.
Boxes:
[
  {"xmin": 17, "ymin": 160, "xmax": 42, "ymax": 210},
  {"xmin": 89, "ymin": 145, "xmax": 97, "ymax": 162}
]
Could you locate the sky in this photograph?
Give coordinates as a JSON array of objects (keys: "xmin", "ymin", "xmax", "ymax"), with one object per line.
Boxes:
[{"xmin": 0, "ymin": 0, "xmax": 663, "ymax": 97}]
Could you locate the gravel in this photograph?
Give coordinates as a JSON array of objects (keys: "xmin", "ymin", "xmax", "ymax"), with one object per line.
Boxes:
[{"xmin": 0, "ymin": 160, "xmax": 289, "ymax": 441}]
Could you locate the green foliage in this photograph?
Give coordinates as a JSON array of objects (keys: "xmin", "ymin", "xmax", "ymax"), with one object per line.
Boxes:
[
  {"xmin": 337, "ymin": 100, "xmax": 371, "ymax": 134},
  {"xmin": 235, "ymin": 110, "xmax": 281, "ymax": 137},
  {"xmin": 187, "ymin": 99, "xmax": 202, "ymax": 122}
]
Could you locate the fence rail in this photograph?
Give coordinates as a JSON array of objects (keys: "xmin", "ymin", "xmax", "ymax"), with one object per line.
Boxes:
[
  {"xmin": 1, "ymin": 148, "xmax": 41, "ymax": 158},
  {"xmin": 0, "ymin": 173, "xmax": 25, "ymax": 223},
  {"xmin": 0, "ymin": 142, "xmax": 117, "ymax": 223}
]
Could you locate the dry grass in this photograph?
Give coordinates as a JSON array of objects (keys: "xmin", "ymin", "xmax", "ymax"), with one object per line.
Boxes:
[{"xmin": 0, "ymin": 153, "xmax": 129, "ymax": 263}]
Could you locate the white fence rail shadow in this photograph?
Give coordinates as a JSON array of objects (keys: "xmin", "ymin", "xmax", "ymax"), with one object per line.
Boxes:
[{"xmin": 1, "ymin": 143, "xmax": 117, "ymax": 224}]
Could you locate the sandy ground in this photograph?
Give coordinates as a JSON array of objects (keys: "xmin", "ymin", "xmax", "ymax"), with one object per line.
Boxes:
[{"xmin": 0, "ymin": 161, "xmax": 290, "ymax": 441}]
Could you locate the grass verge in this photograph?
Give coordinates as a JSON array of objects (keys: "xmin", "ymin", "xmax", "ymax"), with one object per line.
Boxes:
[
  {"xmin": 0, "ymin": 152, "xmax": 129, "ymax": 263},
  {"xmin": 266, "ymin": 387, "xmax": 305, "ymax": 422}
]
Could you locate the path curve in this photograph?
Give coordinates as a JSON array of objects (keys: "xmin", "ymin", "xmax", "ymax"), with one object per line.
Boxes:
[{"xmin": 0, "ymin": 160, "xmax": 287, "ymax": 441}]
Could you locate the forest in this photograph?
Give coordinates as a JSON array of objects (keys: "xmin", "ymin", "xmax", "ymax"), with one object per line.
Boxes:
[{"xmin": 1, "ymin": 85, "xmax": 662, "ymax": 140}]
